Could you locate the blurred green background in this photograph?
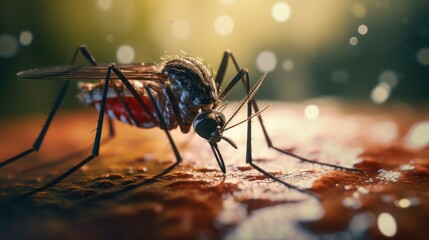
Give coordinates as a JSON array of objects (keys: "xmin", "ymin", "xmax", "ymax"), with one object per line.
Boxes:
[{"xmin": 0, "ymin": 0, "xmax": 428, "ymax": 118}]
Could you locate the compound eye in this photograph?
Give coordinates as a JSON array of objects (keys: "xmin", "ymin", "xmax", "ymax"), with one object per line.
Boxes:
[{"xmin": 193, "ymin": 111, "xmax": 218, "ymax": 140}]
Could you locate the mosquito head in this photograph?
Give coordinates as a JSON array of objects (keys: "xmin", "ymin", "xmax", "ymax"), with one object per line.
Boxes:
[
  {"xmin": 193, "ymin": 109, "xmax": 237, "ymax": 174},
  {"xmin": 193, "ymin": 110, "xmax": 225, "ymax": 142}
]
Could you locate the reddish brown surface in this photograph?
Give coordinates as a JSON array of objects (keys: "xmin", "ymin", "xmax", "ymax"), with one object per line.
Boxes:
[{"xmin": 0, "ymin": 101, "xmax": 428, "ymax": 239}]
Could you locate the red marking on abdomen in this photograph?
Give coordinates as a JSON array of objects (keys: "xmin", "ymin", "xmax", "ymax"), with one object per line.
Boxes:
[{"xmin": 93, "ymin": 96, "xmax": 157, "ymax": 128}]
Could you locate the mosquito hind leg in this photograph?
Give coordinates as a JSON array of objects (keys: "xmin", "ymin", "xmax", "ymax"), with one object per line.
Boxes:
[
  {"xmin": 0, "ymin": 65, "xmax": 114, "ymax": 207},
  {"xmin": 0, "ymin": 80, "xmax": 70, "ymax": 169},
  {"xmin": 0, "ymin": 44, "xmax": 118, "ymax": 169}
]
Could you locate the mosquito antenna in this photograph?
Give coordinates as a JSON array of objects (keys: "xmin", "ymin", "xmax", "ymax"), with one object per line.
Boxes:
[
  {"xmin": 223, "ymin": 103, "xmax": 272, "ymax": 132},
  {"xmin": 222, "ymin": 72, "xmax": 267, "ymax": 131},
  {"xmin": 210, "ymin": 143, "xmax": 226, "ymax": 173},
  {"xmin": 216, "ymin": 101, "xmax": 229, "ymax": 112}
]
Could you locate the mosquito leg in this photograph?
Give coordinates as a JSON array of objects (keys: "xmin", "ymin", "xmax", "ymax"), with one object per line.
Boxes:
[
  {"xmin": 109, "ymin": 64, "xmax": 181, "ymax": 163},
  {"xmin": 71, "ymin": 45, "xmax": 117, "ymax": 137},
  {"xmin": 0, "ymin": 80, "xmax": 70, "ymax": 168},
  {"xmin": 76, "ymin": 77, "xmax": 183, "ymax": 205},
  {"xmin": 0, "ymin": 65, "xmax": 113, "ymax": 207},
  {"xmin": 240, "ymin": 76, "xmax": 320, "ymax": 199},
  {"xmin": 216, "ymin": 51, "xmax": 362, "ymax": 173},
  {"xmin": 112, "ymin": 86, "xmax": 138, "ymax": 126},
  {"xmin": 70, "ymin": 44, "xmax": 97, "ymax": 66}
]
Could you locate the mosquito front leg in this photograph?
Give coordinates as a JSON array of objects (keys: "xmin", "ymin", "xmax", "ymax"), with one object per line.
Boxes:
[{"xmin": 216, "ymin": 51, "xmax": 362, "ymax": 173}]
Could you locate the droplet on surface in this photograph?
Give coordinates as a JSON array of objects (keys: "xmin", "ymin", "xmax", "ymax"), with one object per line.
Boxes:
[
  {"xmin": 0, "ymin": 34, "xmax": 19, "ymax": 58},
  {"xmin": 116, "ymin": 45, "xmax": 135, "ymax": 64},
  {"xmin": 19, "ymin": 31, "xmax": 33, "ymax": 46},
  {"xmin": 399, "ymin": 164, "xmax": 414, "ymax": 171},
  {"xmin": 271, "ymin": 2, "xmax": 291, "ymax": 22},
  {"xmin": 358, "ymin": 24, "xmax": 368, "ymax": 35},
  {"xmin": 342, "ymin": 197, "xmax": 362, "ymax": 209},
  {"xmin": 377, "ymin": 213, "xmax": 397, "ymax": 237},
  {"xmin": 395, "ymin": 198, "xmax": 411, "ymax": 208},
  {"xmin": 377, "ymin": 170, "xmax": 401, "ymax": 182},
  {"xmin": 349, "ymin": 212, "xmax": 375, "ymax": 234},
  {"xmin": 357, "ymin": 186, "xmax": 369, "ymax": 194},
  {"xmin": 404, "ymin": 121, "xmax": 429, "ymax": 148},
  {"xmin": 416, "ymin": 48, "xmax": 429, "ymax": 66},
  {"xmin": 171, "ymin": 20, "xmax": 191, "ymax": 40},
  {"xmin": 256, "ymin": 51, "xmax": 277, "ymax": 72},
  {"xmin": 214, "ymin": 15, "xmax": 234, "ymax": 36},
  {"xmin": 304, "ymin": 104, "xmax": 320, "ymax": 120}
]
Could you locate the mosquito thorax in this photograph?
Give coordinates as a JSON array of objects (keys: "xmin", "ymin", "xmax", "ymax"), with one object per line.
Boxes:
[
  {"xmin": 193, "ymin": 110, "xmax": 226, "ymax": 143},
  {"xmin": 163, "ymin": 57, "xmax": 218, "ymax": 106}
]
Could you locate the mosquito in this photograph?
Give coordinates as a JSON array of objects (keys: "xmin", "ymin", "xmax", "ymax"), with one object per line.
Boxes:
[{"xmin": 0, "ymin": 45, "xmax": 361, "ymax": 205}]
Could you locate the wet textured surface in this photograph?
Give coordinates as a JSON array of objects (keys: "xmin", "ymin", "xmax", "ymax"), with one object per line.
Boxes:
[{"xmin": 0, "ymin": 101, "xmax": 428, "ymax": 239}]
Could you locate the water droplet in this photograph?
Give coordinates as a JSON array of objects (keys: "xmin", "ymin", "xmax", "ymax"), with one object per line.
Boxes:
[
  {"xmin": 304, "ymin": 104, "xmax": 319, "ymax": 120},
  {"xmin": 344, "ymin": 185, "xmax": 352, "ymax": 190},
  {"xmin": 116, "ymin": 44, "xmax": 135, "ymax": 64},
  {"xmin": 0, "ymin": 34, "xmax": 19, "ymax": 58},
  {"xmin": 256, "ymin": 50, "xmax": 277, "ymax": 72},
  {"xmin": 349, "ymin": 36, "xmax": 358, "ymax": 46},
  {"xmin": 395, "ymin": 198, "xmax": 411, "ymax": 208},
  {"xmin": 357, "ymin": 186, "xmax": 369, "ymax": 194},
  {"xmin": 399, "ymin": 164, "xmax": 414, "ymax": 171},
  {"xmin": 349, "ymin": 212, "xmax": 375, "ymax": 234},
  {"xmin": 282, "ymin": 59, "xmax": 294, "ymax": 71},
  {"xmin": 171, "ymin": 19, "xmax": 191, "ymax": 40},
  {"xmin": 342, "ymin": 197, "xmax": 362, "ymax": 209},
  {"xmin": 371, "ymin": 83, "xmax": 391, "ymax": 104},
  {"xmin": 377, "ymin": 213, "xmax": 397, "ymax": 237},
  {"xmin": 214, "ymin": 15, "xmax": 234, "ymax": 36},
  {"xmin": 351, "ymin": 3, "xmax": 367, "ymax": 18},
  {"xmin": 271, "ymin": 2, "xmax": 291, "ymax": 22},
  {"xmin": 331, "ymin": 69, "xmax": 349, "ymax": 83},
  {"xmin": 98, "ymin": 0, "xmax": 112, "ymax": 10},
  {"xmin": 377, "ymin": 169, "xmax": 400, "ymax": 182},
  {"xmin": 405, "ymin": 121, "xmax": 429, "ymax": 148},
  {"xmin": 19, "ymin": 31, "xmax": 33, "ymax": 46},
  {"xmin": 416, "ymin": 48, "xmax": 429, "ymax": 66},
  {"xmin": 358, "ymin": 24, "xmax": 368, "ymax": 35}
]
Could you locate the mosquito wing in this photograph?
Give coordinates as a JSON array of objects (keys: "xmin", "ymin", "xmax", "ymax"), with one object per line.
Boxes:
[{"xmin": 16, "ymin": 64, "xmax": 165, "ymax": 81}]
